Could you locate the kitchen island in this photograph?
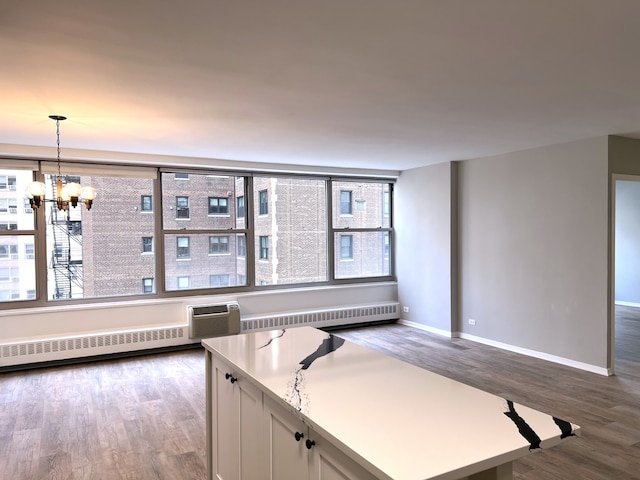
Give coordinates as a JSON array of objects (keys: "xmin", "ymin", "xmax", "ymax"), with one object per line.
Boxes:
[{"xmin": 203, "ymin": 326, "xmax": 579, "ymax": 480}]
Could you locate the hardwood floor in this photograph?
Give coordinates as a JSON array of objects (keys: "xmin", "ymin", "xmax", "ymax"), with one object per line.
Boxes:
[{"xmin": 1, "ymin": 307, "xmax": 639, "ymax": 479}]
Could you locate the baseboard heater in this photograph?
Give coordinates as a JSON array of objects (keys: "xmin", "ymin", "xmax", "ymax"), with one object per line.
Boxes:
[{"xmin": 188, "ymin": 301, "xmax": 241, "ymax": 339}]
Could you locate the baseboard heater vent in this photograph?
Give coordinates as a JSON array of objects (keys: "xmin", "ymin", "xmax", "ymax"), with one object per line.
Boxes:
[
  {"xmin": 0, "ymin": 326, "xmax": 188, "ymax": 368},
  {"xmin": 188, "ymin": 301, "xmax": 241, "ymax": 339},
  {"xmin": 242, "ymin": 302, "xmax": 399, "ymax": 332}
]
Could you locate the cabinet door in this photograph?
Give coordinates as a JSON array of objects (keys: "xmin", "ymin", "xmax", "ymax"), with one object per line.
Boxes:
[
  {"xmin": 309, "ymin": 436, "xmax": 379, "ymax": 480},
  {"xmin": 238, "ymin": 376, "xmax": 264, "ymax": 479},
  {"xmin": 212, "ymin": 357, "xmax": 264, "ymax": 480},
  {"xmin": 212, "ymin": 357, "xmax": 239, "ymax": 480},
  {"xmin": 264, "ymin": 395, "xmax": 309, "ymax": 480}
]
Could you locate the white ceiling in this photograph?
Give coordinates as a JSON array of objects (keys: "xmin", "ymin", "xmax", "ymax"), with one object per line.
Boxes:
[{"xmin": 2, "ymin": 0, "xmax": 640, "ymax": 171}]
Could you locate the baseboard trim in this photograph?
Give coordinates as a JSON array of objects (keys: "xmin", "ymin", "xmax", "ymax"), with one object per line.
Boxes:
[
  {"xmin": 615, "ymin": 301, "xmax": 640, "ymax": 308},
  {"xmin": 397, "ymin": 319, "xmax": 455, "ymax": 338},
  {"xmin": 397, "ymin": 319, "xmax": 611, "ymax": 376},
  {"xmin": 457, "ymin": 332, "xmax": 612, "ymax": 376}
]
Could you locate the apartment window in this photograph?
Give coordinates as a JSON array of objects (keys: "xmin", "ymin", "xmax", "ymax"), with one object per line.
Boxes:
[
  {"xmin": 0, "ymin": 268, "xmax": 9, "ymax": 281},
  {"xmin": 141, "ymin": 195, "xmax": 153, "ymax": 212},
  {"xmin": 384, "ymin": 232, "xmax": 390, "ymax": 258},
  {"xmin": 25, "ymin": 243, "xmax": 35, "ymax": 259},
  {"xmin": 177, "ymin": 276, "xmax": 190, "ymax": 289},
  {"xmin": 209, "ymin": 274, "xmax": 230, "ymax": 287},
  {"xmin": 176, "ymin": 196, "xmax": 190, "ymax": 219},
  {"xmin": 67, "ymin": 221, "xmax": 82, "ymax": 235},
  {"xmin": 0, "ymin": 222, "xmax": 17, "ymax": 231},
  {"xmin": 259, "ymin": 236, "xmax": 269, "ymax": 260},
  {"xmin": 209, "ymin": 235, "xmax": 229, "ymax": 254},
  {"xmin": 0, "ymin": 199, "xmax": 7, "ymax": 214},
  {"xmin": 0, "ymin": 244, "xmax": 17, "ymax": 259},
  {"xmin": 355, "ymin": 199, "xmax": 366, "ymax": 212},
  {"xmin": 175, "ymin": 173, "xmax": 189, "ymax": 179},
  {"xmin": 383, "ymin": 191, "xmax": 390, "ymax": 216},
  {"xmin": 177, "ymin": 236, "xmax": 190, "ymax": 259},
  {"xmin": 0, "ymin": 176, "xmax": 16, "ymax": 190},
  {"xmin": 237, "ymin": 274, "xmax": 246, "ymax": 285},
  {"xmin": 8, "ymin": 199, "xmax": 17, "ymax": 214},
  {"xmin": 26, "ymin": 290, "xmax": 36, "ymax": 299},
  {"xmin": 237, "ymin": 196, "xmax": 245, "ymax": 218},
  {"xmin": 142, "ymin": 278, "xmax": 154, "ymax": 294},
  {"xmin": 208, "ymin": 197, "xmax": 229, "ymax": 215},
  {"xmin": 259, "ymin": 190, "xmax": 268, "ymax": 215},
  {"xmin": 237, "ymin": 235, "xmax": 246, "ymax": 257},
  {"xmin": 142, "ymin": 237, "xmax": 153, "ymax": 253},
  {"xmin": 23, "ymin": 198, "xmax": 33, "ymax": 213},
  {"xmin": 340, "ymin": 190, "xmax": 352, "ymax": 215},
  {"xmin": 340, "ymin": 235, "xmax": 353, "ymax": 259}
]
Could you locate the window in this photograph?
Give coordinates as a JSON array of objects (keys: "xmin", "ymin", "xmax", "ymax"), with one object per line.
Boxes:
[
  {"xmin": 0, "ymin": 176, "xmax": 16, "ymax": 190},
  {"xmin": 174, "ymin": 173, "xmax": 189, "ymax": 179},
  {"xmin": 209, "ymin": 235, "xmax": 229, "ymax": 254},
  {"xmin": 177, "ymin": 276, "xmax": 190, "ymax": 289},
  {"xmin": 67, "ymin": 221, "xmax": 82, "ymax": 235},
  {"xmin": 332, "ymin": 180, "xmax": 392, "ymax": 279},
  {"xmin": 253, "ymin": 177, "xmax": 328, "ymax": 285},
  {"xmin": 176, "ymin": 196, "xmax": 189, "ymax": 219},
  {"xmin": 0, "ymin": 199, "xmax": 7, "ymax": 213},
  {"xmin": 340, "ymin": 190, "xmax": 352, "ymax": 215},
  {"xmin": 0, "ymin": 244, "xmax": 9, "ymax": 259},
  {"xmin": 208, "ymin": 197, "xmax": 229, "ymax": 215},
  {"xmin": 237, "ymin": 274, "xmax": 246, "ymax": 285},
  {"xmin": 237, "ymin": 196, "xmax": 245, "ymax": 218},
  {"xmin": 177, "ymin": 236, "xmax": 190, "ymax": 259},
  {"xmin": 259, "ymin": 236, "xmax": 269, "ymax": 260},
  {"xmin": 162, "ymin": 173, "xmax": 247, "ymax": 292},
  {"xmin": 237, "ymin": 235, "xmax": 246, "ymax": 257},
  {"xmin": 24, "ymin": 198, "xmax": 33, "ymax": 213},
  {"xmin": 0, "ymin": 222, "xmax": 17, "ymax": 231},
  {"xmin": 209, "ymin": 274, "xmax": 230, "ymax": 287},
  {"xmin": 340, "ymin": 235, "xmax": 353, "ymax": 259},
  {"xmin": 141, "ymin": 195, "xmax": 153, "ymax": 212},
  {"xmin": 25, "ymin": 244, "xmax": 35, "ymax": 259},
  {"xmin": 142, "ymin": 278, "xmax": 154, "ymax": 294},
  {"xmin": 259, "ymin": 190, "xmax": 268, "ymax": 215},
  {"xmin": 42, "ymin": 172, "xmax": 156, "ymax": 301},
  {"xmin": 142, "ymin": 237, "xmax": 153, "ymax": 253},
  {"xmin": 0, "ymin": 268, "xmax": 9, "ymax": 281},
  {"xmin": 8, "ymin": 199, "xmax": 17, "ymax": 214}
]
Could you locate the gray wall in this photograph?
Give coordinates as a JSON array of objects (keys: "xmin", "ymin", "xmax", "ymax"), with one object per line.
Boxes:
[
  {"xmin": 396, "ymin": 161, "xmax": 457, "ymax": 333},
  {"xmin": 458, "ymin": 137, "xmax": 610, "ymax": 368},
  {"xmin": 615, "ymin": 180, "xmax": 640, "ymax": 304}
]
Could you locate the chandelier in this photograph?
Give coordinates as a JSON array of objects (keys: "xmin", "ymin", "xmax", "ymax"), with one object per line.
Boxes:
[{"xmin": 26, "ymin": 115, "xmax": 96, "ymax": 211}]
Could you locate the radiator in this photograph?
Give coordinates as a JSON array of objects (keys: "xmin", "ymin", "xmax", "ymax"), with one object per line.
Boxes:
[{"xmin": 188, "ymin": 301, "xmax": 241, "ymax": 339}]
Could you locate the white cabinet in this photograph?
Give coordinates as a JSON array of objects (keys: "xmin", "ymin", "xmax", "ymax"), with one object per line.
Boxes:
[
  {"xmin": 210, "ymin": 355, "xmax": 264, "ymax": 480},
  {"xmin": 263, "ymin": 395, "xmax": 378, "ymax": 480}
]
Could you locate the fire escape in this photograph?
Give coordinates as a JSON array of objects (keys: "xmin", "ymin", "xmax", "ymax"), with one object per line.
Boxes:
[{"xmin": 49, "ymin": 178, "xmax": 84, "ymax": 299}]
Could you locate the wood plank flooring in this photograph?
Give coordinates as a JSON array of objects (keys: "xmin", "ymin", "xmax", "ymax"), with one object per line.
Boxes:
[{"xmin": 1, "ymin": 306, "xmax": 639, "ymax": 479}]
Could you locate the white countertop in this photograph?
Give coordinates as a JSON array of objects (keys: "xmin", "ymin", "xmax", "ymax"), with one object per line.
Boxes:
[{"xmin": 202, "ymin": 326, "xmax": 579, "ymax": 480}]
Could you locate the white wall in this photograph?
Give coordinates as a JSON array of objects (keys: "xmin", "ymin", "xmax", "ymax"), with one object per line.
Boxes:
[
  {"xmin": 0, "ymin": 281, "xmax": 397, "ymax": 344},
  {"xmin": 395, "ymin": 162, "xmax": 457, "ymax": 334},
  {"xmin": 614, "ymin": 180, "xmax": 640, "ymax": 305},
  {"xmin": 458, "ymin": 137, "xmax": 610, "ymax": 369}
]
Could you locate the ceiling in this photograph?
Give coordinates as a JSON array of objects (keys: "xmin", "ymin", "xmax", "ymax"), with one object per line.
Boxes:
[{"xmin": 2, "ymin": 0, "xmax": 640, "ymax": 172}]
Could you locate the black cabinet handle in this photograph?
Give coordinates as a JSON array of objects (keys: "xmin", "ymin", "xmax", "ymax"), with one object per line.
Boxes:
[
  {"xmin": 305, "ymin": 439, "xmax": 316, "ymax": 450},
  {"xmin": 294, "ymin": 432, "xmax": 304, "ymax": 442},
  {"xmin": 225, "ymin": 373, "xmax": 237, "ymax": 383}
]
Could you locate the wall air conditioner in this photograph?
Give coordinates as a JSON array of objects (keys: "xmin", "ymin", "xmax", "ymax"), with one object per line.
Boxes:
[{"xmin": 188, "ymin": 301, "xmax": 240, "ymax": 339}]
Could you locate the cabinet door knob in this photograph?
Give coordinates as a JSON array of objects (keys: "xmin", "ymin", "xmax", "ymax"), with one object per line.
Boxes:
[
  {"xmin": 225, "ymin": 373, "xmax": 237, "ymax": 383},
  {"xmin": 305, "ymin": 439, "xmax": 316, "ymax": 450},
  {"xmin": 294, "ymin": 432, "xmax": 304, "ymax": 442}
]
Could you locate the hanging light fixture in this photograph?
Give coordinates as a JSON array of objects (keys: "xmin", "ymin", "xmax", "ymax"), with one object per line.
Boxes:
[{"xmin": 26, "ymin": 115, "xmax": 97, "ymax": 211}]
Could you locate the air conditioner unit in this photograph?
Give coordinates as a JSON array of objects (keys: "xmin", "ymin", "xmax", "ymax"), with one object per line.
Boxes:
[{"xmin": 188, "ymin": 301, "xmax": 240, "ymax": 339}]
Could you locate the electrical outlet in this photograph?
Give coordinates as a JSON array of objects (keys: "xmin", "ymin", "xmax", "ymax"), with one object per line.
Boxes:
[
  {"xmin": 403, "ymin": 306, "xmax": 409, "ymax": 313},
  {"xmin": 468, "ymin": 318, "xmax": 476, "ymax": 326}
]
